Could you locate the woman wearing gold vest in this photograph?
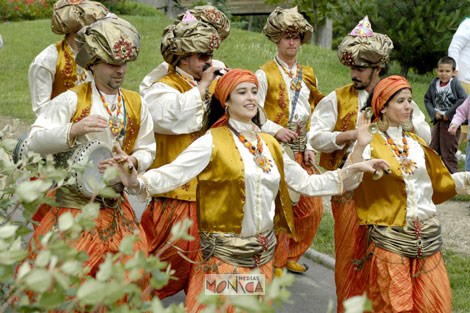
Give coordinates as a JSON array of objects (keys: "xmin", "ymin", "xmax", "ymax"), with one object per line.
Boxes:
[
  {"xmin": 113, "ymin": 69, "xmax": 388, "ymax": 312},
  {"xmin": 351, "ymin": 76, "xmax": 470, "ymax": 313}
]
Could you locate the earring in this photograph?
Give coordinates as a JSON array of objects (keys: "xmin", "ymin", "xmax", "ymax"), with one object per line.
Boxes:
[
  {"xmin": 402, "ymin": 120, "xmax": 414, "ymax": 132},
  {"xmin": 377, "ymin": 115, "xmax": 389, "ymax": 132}
]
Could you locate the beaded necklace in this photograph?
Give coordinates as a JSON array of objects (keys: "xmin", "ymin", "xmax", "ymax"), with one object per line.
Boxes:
[
  {"xmin": 228, "ymin": 124, "xmax": 273, "ymax": 173},
  {"xmin": 384, "ymin": 130, "xmax": 417, "ymax": 175},
  {"xmin": 275, "ymin": 57, "xmax": 302, "ymax": 91},
  {"xmin": 98, "ymin": 89, "xmax": 124, "ymax": 138}
]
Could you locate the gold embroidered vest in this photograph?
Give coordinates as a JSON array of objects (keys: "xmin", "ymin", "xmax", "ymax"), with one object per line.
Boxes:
[
  {"xmin": 260, "ymin": 60, "xmax": 323, "ymax": 131},
  {"xmin": 319, "ymin": 84, "xmax": 358, "ymax": 170},
  {"xmin": 149, "ymin": 70, "xmax": 207, "ymax": 201},
  {"xmin": 354, "ymin": 132, "xmax": 456, "ymax": 226},
  {"xmin": 70, "ymin": 82, "xmax": 141, "ymax": 154},
  {"xmin": 52, "ymin": 39, "xmax": 78, "ymax": 99},
  {"xmin": 196, "ymin": 127, "xmax": 296, "ymax": 239}
]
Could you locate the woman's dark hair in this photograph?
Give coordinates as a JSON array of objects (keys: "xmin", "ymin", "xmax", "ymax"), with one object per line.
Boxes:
[
  {"xmin": 379, "ymin": 63, "xmax": 390, "ymax": 77},
  {"xmin": 202, "ymin": 94, "xmax": 263, "ymax": 131}
]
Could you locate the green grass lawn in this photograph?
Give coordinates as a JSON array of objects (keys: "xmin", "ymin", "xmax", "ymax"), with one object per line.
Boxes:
[
  {"xmin": 1, "ymin": 14, "xmax": 468, "ymax": 311},
  {"xmin": 0, "ymin": 15, "xmax": 436, "ymax": 124}
]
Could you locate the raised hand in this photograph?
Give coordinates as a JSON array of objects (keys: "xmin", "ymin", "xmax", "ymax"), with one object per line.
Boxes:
[{"xmin": 356, "ymin": 111, "xmax": 373, "ymax": 147}]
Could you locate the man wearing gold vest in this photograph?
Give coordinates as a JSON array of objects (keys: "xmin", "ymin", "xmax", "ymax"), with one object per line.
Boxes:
[
  {"xmin": 28, "ymin": 0, "xmax": 108, "ymax": 117},
  {"xmin": 308, "ymin": 17, "xmax": 430, "ymax": 312},
  {"xmin": 27, "ymin": 0, "xmax": 108, "ymax": 228},
  {"xmin": 139, "ymin": 13, "xmax": 223, "ymax": 299},
  {"xmin": 27, "ymin": 15, "xmax": 155, "ymax": 279},
  {"xmin": 255, "ymin": 7, "xmax": 325, "ymax": 275}
]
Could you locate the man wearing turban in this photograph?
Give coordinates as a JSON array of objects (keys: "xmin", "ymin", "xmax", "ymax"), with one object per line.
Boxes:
[
  {"xmin": 138, "ymin": 12, "xmax": 223, "ymax": 299},
  {"xmin": 139, "ymin": 4, "xmax": 230, "ymax": 92},
  {"xmin": 255, "ymin": 6, "xmax": 324, "ymax": 276},
  {"xmin": 27, "ymin": 0, "xmax": 109, "ymax": 229},
  {"xmin": 307, "ymin": 16, "xmax": 430, "ymax": 312},
  {"xmin": 26, "ymin": 15, "xmax": 155, "ymax": 283},
  {"xmin": 28, "ymin": 0, "xmax": 108, "ymax": 116}
]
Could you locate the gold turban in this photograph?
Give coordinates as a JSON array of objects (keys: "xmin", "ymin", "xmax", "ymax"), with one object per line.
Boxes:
[
  {"xmin": 262, "ymin": 7, "xmax": 313, "ymax": 44},
  {"xmin": 75, "ymin": 14, "xmax": 140, "ymax": 69},
  {"xmin": 161, "ymin": 12, "xmax": 221, "ymax": 66},
  {"xmin": 337, "ymin": 16, "xmax": 393, "ymax": 68},
  {"xmin": 51, "ymin": 0, "xmax": 108, "ymax": 35},
  {"xmin": 177, "ymin": 5, "xmax": 230, "ymax": 41}
]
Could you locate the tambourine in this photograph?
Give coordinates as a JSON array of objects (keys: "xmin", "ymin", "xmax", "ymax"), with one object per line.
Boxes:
[
  {"xmin": 12, "ymin": 132, "xmax": 29, "ymax": 164},
  {"xmin": 54, "ymin": 140, "xmax": 116, "ymax": 198}
]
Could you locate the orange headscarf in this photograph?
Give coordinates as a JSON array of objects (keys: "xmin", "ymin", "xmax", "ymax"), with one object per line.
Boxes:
[
  {"xmin": 211, "ymin": 69, "xmax": 259, "ymax": 128},
  {"xmin": 371, "ymin": 75, "xmax": 411, "ymax": 121}
]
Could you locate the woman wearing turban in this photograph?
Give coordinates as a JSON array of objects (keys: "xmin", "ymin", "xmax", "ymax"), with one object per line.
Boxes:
[
  {"xmin": 113, "ymin": 69, "xmax": 388, "ymax": 312},
  {"xmin": 351, "ymin": 75, "xmax": 470, "ymax": 312}
]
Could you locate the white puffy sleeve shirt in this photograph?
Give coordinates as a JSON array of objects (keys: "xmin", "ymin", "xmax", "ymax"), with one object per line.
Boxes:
[
  {"xmin": 28, "ymin": 43, "xmax": 91, "ymax": 117},
  {"xmin": 137, "ymin": 119, "xmax": 362, "ymax": 237},
  {"xmin": 308, "ymin": 89, "xmax": 431, "ymax": 153},
  {"xmin": 448, "ymin": 18, "xmax": 470, "ymax": 85},
  {"xmin": 361, "ymin": 126, "xmax": 470, "ymax": 221},
  {"xmin": 140, "ymin": 67, "xmax": 205, "ymax": 135},
  {"xmin": 27, "ymin": 81, "xmax": 156, "ymax": 172}
]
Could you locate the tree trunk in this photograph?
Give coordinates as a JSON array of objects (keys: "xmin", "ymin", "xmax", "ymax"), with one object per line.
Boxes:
[
  {"xmin": 316, "ymin": 19, "xmax": 332, "ymax": 49},
  {"xmin": 400, "ymin": 64, "xmax": 409, "ymax": 78},
  {"xmin": 248, "ymin": 15, "xmax": 253, "ymax": 31}
]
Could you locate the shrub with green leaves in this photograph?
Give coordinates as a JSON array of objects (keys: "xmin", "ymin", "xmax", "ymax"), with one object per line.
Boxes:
[
  {"xmin": 0, "ymin": 0, "xmax": 55, "ymax": 21},
  {"xmin": 0, "ymin": 125, "xmax": 299, "ymax": 312}
]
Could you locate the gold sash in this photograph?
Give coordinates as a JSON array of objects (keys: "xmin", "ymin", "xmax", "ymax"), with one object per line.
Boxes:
[
  {"xmin": 200, "ymin": 228, "xmax": 276, "ymax": 268},
  {"xmin": 369, "ymin": 217, "xmax": 442, "ymax": 258}
]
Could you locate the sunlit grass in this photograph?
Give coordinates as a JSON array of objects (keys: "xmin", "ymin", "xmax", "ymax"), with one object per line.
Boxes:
[{"xmin": 0, "ymin": 15, "xmax": 434, "ymax": 124}]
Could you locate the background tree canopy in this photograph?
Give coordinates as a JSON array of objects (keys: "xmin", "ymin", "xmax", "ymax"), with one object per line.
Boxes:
[{"xmin": 257, "ymin": 0, "xmax": 470, "ymax": 75}]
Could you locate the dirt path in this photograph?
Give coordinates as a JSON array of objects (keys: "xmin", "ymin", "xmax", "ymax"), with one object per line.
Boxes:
[
  {"xmin": 436, "ymin": 201, "xmax": 469, "ymax": 256},
  {"xmin": 2, "ymin": 116, "xmax": 469, "ymax": 256}
]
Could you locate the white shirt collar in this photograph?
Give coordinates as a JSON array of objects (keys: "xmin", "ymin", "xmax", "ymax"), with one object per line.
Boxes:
[
  {"xmin": 229, "ymin": 118, "xmax": 261, "ymax": 136},
  {"xmin": 274, "ymin": 56, "xmax": 296, "ymax": 71},
  {"xmin": 175, "ymin": 66, "xmax": 197, "ymax": 83}
]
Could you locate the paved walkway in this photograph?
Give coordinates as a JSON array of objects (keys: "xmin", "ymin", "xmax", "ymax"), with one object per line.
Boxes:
[{"xmin": 161, "ymin": 252, "xmax": 337, "ymax": 313}]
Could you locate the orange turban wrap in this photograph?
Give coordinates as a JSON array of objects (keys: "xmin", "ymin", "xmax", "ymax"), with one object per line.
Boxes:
[
  {"xmin": 212, "ymin": 69, "xmax": 259, "ymax": 128},
  {"xmin": 371, "ymin": 75, "xmax": 411, "ymax": 121}
]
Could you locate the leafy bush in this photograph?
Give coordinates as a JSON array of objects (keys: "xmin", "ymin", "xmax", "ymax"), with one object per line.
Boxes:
[
  {"xmin": 0, "ymin": 0, "xmax": 55, "ymax": 21},
  {"xmin": 0, "ymin": 125, "xmax": 296, "ymax": 312},
  {"xmin": 100, "ymin": 0, "xmax": 160, "ymax": 16}
]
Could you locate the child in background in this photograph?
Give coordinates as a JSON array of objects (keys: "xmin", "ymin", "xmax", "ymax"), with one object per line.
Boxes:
[
  {"xmin": 424, "ymin": 56, "xmax": 467, "ymax": 173},
  {"xmin": 449, "ymin": 96, "xmax": 470, "ymax": 171}
]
